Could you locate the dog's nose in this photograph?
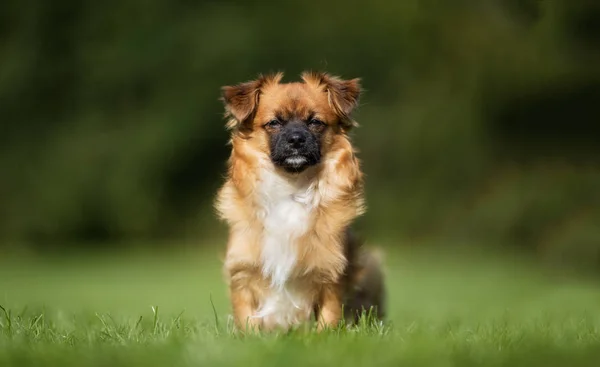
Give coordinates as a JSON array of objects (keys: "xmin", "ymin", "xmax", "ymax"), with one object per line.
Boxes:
[{"xmin": 287, "ymin": 133, "xmax": 306, "ymax": 148}]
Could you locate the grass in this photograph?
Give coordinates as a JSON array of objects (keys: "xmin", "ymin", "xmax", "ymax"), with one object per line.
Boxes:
[{"xmin": 1, "ymin": 242, "xmax": 600, "ymax": 366}]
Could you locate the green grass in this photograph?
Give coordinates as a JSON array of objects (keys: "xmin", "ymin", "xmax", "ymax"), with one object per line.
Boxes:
[{"xmin": 1, "ymin": 243, "xmax": 600, "ymax": 366}]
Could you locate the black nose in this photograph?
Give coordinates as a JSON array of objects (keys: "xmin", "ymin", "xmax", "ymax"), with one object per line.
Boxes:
[{"xmin": 287, "ymin": 133, "xmax": 306, "ymax": 148}]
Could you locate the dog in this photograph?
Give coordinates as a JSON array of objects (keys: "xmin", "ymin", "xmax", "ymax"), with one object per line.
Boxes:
[{"xmin": 215, "ymin": 71, "xmax": 385, "ymax": 332}]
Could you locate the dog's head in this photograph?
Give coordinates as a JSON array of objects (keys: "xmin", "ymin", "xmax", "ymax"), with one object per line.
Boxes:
[{"xmin": 220, "ymin": 72, "xmax": 361, "ymax": 173}]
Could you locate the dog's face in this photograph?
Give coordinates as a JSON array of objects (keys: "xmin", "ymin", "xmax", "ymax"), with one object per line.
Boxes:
[
  {"xmin": 221, "ymin": 72, "xmax": 361, "ymax": 173},
  {"xmin": 264, "ymin": 107, "xmax": 323, "ymax": 173}
]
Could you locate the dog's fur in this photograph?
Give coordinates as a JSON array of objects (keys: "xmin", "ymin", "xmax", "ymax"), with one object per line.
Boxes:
[{"xmin": 215, "ymin": 71, "xmax": 385, "ymax": 332}]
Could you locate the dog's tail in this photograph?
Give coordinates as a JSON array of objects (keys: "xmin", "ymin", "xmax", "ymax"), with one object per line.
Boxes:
[
  {"xmin": 365, "ymin": 247, "xmax": 385, "ymax": 268},
  {"xmin": 344, "ymin": 246, "xmax": 387, "ymax": 323}
]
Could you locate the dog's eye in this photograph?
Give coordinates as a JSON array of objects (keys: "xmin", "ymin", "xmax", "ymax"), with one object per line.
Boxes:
[
  {"xmin": 265, "ymin": 119, "xmax": 282, "ymax": 128},
  {"xmin": 308, "ymin": 118, "xmax": 325, "ymax": 127}
]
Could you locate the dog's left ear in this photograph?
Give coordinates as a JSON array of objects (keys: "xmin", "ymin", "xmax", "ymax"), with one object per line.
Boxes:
[
  {"xmin": 221, "ymin": 72, "xmax": 284, "ymax": 130},
  {"xmin": 301, "ymin": 71, "xmax": 362, "ymax": 128}
]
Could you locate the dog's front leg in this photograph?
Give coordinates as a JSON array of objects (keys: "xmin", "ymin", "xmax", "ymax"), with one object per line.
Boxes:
[
  {"xmin": 315, "ymin": 284, "xmax": 343, "ymax": 331},
  {"xmin": 229, "ymin": 270, "xmax": 261, "ymax": 333}
]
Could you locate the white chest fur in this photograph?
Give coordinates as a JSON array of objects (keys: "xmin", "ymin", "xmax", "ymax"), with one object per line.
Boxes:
[{"xmin": 253, "ymin": 166, "xmax": 320, "ymax": 327}]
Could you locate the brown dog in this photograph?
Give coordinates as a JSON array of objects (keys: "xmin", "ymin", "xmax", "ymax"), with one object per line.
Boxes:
[{"xmin": 215, "ymin": 71, "xmax": 385, "ymax": 332}]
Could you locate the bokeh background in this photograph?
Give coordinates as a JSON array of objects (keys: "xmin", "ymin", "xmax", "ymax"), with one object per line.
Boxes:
[{"xmin": 1, "ymin": 0, "xmax": 599, "ymax": 271}]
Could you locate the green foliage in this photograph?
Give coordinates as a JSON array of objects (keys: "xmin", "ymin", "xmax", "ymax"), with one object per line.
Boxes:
[{"xmin": 1, "ymin": 1, "xmax": 599, "ymax": 266}]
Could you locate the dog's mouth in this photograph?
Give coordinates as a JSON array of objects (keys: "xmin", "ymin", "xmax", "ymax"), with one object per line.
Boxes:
[
  {"xmin": 272, "ymin": 146, "xmax": 321, "ymax": 173},
  {"xmin": 281, "ymin": 155, "xmax": 310, "ymax": 173},
  {"xmin": 284, "ymin": 155, "xmax": 307, "ymax": 167}
]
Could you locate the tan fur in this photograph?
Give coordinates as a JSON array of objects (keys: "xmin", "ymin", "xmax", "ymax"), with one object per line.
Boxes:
[{"xmin": 216, "ymin": 71, "xmax": 383, "ymax": 332}]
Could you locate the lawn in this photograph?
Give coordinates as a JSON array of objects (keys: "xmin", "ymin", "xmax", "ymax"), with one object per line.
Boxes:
[{"xmin": 1, "ymin": 242, "xmax": 600, "ymax": 366}]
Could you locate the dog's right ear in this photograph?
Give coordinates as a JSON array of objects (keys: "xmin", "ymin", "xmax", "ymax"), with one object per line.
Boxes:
[
  {"xmin": 301, "ymin": 71, "xmax": 362, "ymax": 129},
  {"xmin": 220, "ymin": 72, "xmax": 283, "ymax": 130}
]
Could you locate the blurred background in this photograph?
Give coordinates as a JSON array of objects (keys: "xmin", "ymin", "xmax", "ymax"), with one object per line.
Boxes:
[{"xmin": 1, "ymin": 0, "xmax": 599, "ymax": 272}]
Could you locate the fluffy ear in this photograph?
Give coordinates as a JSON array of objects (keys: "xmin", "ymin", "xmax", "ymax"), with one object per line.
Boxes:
[
  {"xmin": 220, "ymin": 72, "xmax": 283, "ymax": 129},
  {"xmin": 301, "ymin": 71, "xmax": 362, "ymax": 128}
]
